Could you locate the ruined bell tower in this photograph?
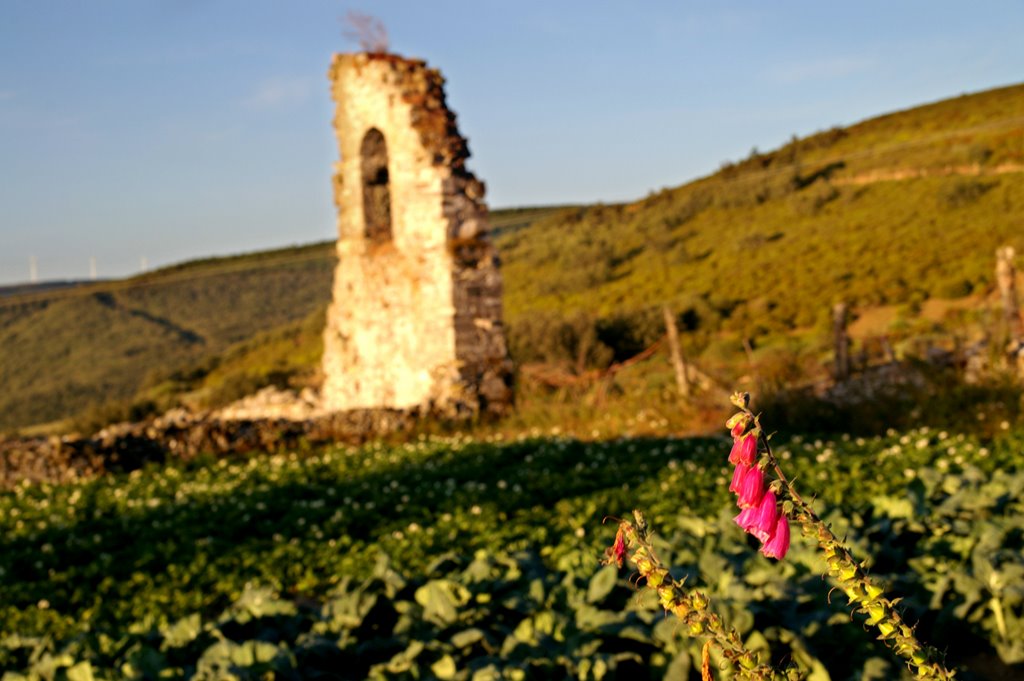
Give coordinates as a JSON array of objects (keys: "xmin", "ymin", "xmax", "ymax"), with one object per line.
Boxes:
[{"xmin": 320, "ymin": 52, "xmax": 513, "ymax": 416}]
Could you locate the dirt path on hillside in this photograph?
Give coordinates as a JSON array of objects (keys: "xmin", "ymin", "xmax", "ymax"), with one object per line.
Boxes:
[{"xmin": 835, "ymin": 161, "xmax": 1024, "ymax": 187}]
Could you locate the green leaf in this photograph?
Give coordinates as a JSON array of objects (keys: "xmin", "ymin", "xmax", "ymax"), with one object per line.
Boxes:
[
  {"xmin": 463, "ymin": 550, "xmax": 495, "ymax": 582},
  {"xmin": 533, "ymin": 610, "xmax": 559, "ymax": 638},
  {"xmin": 663, "ymin": 651, "xmax": 691, "ymax": 681},
  {"xmin": 651, "ymin": 618, "xmax": 682, "ymax": 648},
  {"xmin": 513, "ymin": 617, "xmax": 535, "ymax": 644},
  {"xmin": 322, "ymin": 591, "xmax": 379, "ymax": 632},
  {"xmin": 574, "ymin": 604, "xmax": 624, "ymax": 630},
  {"xmin": 431, "ymin": 654, "xmax": 457, "ymax": 680},
  {"xmin": 120, "ymin": 645, "xmax": 167, "ymax": 678},
  {"xmin": 995, "ymin": 638, "xmax": 1024, "ymax": 665},
  {"xmin": 675, "ymin": 515, "xmax": 711, "ymax": 538},
  {"xmin": 470, "ymin": 664, "xmax": 501, "ymax": 681},
  {"xmin": 744, "ymin": 630, "xmax": 770, "ymax": 657},
  {"xmin": 29, "ymin": 652, "xmax": 75, "ymax": 678},
  {"xmin": 384, "ymin": 641, "xmax": 424, "ymax": 673},
  {"xmin": 415, "ymin": 580, "xmax": 470, "ymax": 626},
  {"xmin": 224, "ymin": 584, "xmax": 296, "ymax": 623},
  {"xmin": 234, "ymin": 641, "xmax": 280, "ymax": 666},
  {"xmin": 586, "ymin": 565, "xmax": 618, "ymax": 604},
  {"xmin": 372, "ymin": 554, "xmax": 407, "ymax": 596},
  {"xmin": 66, "ymin": 662, "xmax": 94, "ymax": 681},
  {"xmin": 870, "ymin": 495, "xmax": 915, "ymax": 520},
  {"xmin": 806, "ymin": 659, "xmax": 832, "ymax": 681},
  {"xmin": 451, "ymin": 628, "xmax": 485, "ymax": 648},
  {"xmin": 860, "ymin": 657, "xmax": 892, "ymax": 680},
  {"xmin": 528, "ymin": 578, "xmax": 546, "ymax": 604},
  {"xmin": 160, "ymin": 614, "xmax": 202, "ymax": 649}
]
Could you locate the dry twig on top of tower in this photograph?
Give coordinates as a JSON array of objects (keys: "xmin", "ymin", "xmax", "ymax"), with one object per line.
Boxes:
[{"xmin": 342, "ymin": 11, "xmax": 389, "ymax": 54}]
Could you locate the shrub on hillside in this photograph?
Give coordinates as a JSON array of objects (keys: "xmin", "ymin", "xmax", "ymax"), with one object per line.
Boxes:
[
  {"xmin": 201, "ymin": 370, "xmax": 293, "ymax": 410},
  {"xmin": 509, "ymin": 306, "xmax": 703, "ymax": 372},
  {"xmin": 756, "ymin": 364, "xmax": 1023, "ymax": 436},
  {"xmin": 936, "ymin": 278, "xmax": 974, "ymax": 299},
  {"xmin": 507, "ymin": 312, "xmax": 613, "ymax": 371},
  {"xmin": 72, "ymin": 397, "xmax": 162, "ymax": 436},
  {"xmin": 940, "ymin": 179, "xmax": 997, "ymax": 208}
]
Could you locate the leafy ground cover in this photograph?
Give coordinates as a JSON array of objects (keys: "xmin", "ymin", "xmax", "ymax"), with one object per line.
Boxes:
[{"xmin": 2, "ymin": 425, "xmax": 1022, "ymax": 679}]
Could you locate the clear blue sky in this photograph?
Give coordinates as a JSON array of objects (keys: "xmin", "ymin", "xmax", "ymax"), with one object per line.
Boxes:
[{"xmin": 1, "ymin": 2, "xmax": 1022, "ymax": 285}]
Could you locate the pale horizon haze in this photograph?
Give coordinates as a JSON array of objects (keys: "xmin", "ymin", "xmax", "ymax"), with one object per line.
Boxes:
[{"xmin": 1, "ymin": 1, "xmax": 1022, "ymax": 285}]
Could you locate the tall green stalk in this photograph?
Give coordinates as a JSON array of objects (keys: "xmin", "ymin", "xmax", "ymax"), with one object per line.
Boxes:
[
  {"xmin": 606, "ymin": 391, "xmax": 957, "ymax": 679},
  {"xmin": 728, "ymin": 392, "xmax": 954, "ymax": 679}
]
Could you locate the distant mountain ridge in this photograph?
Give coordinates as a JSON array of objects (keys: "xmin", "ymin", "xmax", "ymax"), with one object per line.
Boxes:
[{"xmin": 0, "ymin": 280, "xmax": 99, "ymax": 298}]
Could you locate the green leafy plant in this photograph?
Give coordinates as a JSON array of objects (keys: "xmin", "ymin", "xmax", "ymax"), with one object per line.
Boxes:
[
  {"xmin": 3, "ymin": 419, "xmax": 1023, "ymax": 677},
  {"xmin": 609, "ymin": 392, "xmax": 958, "ymax": 679}
]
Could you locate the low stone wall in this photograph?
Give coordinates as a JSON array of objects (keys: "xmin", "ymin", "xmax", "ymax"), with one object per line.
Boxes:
[{"xmin": 0, "ymin": 408, "xmax": 420, "ymax": 489}]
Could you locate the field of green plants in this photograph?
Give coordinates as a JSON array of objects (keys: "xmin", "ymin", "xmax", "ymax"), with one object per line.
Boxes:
[{"xmin": 2, "ymin": 422, "xmax": 1022, "ymax": 679}]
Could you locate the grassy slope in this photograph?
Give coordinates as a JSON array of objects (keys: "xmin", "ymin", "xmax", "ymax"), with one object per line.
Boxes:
[
  {"xmin": 498, "ymin": 83, "xmax": 1024, "ymax": 332},
  {"xmin": 0, "ymin": 247, "xmax": 335, "ymax": 430},
  {"xmin": 0, "ymin": 209, "xmax": 562, "ymax": 431},
  {"xmin": 3, "ymin": 84, "xmax": 1023, "ymax": 431}
]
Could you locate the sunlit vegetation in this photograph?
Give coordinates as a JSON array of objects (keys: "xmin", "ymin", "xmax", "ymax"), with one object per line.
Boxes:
[
  {"xmin": 0, "ymin": 249, "xmax": 335, "ymax": 432},
  {"xmin": 499, "ymin": 84, "xmax": 1024, "ymax": 384},
  {"xmin": 3, "ymin": 85, "xmax": 1024, "ymax": 433},
  {"xmin": 2, "ymin": 86, "xmax": 1024, "ymax": 681},
  {"xmin": 498, "ymin": 81, "xmax": 1024, "ymax": 342},
  {"xmin": 1, "ymin": 426, "xmax": 1022, "ymax": 678},
  {"xmin": 0, "ymin": 208, "xmax": 567, "ymax": 433}
]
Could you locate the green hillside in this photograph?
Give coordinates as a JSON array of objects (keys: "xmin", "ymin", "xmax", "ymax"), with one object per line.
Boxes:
[
  {"xmin": 0, "ymin": 210, "xmax": 561, "ymax": 432},
  {"xmin": 498, "ymin": 83, "xmax": 1024, "ymax": 334},
  {"xmin": 3, "ymin": 83, "xmax": 1024, "ymax": 432},
  {"xmin": 0, "ymin": 245, "xmax": 335, "ymax": 431}
]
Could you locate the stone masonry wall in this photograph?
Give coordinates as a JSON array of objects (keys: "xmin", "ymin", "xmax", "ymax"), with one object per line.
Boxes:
[{"xmin": 321, "ymin": 53, "xmax": 512, "ymax": 415}]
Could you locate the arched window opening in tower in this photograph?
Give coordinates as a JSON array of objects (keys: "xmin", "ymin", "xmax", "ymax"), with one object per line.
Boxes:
[{"xmin": 360, "ymin": 128, "xmax": 392, "ymax": 243}]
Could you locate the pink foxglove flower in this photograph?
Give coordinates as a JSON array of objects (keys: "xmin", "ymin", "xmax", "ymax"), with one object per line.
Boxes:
[
  {"xmin": 734, "ymin": 505, "xmax": 758, "ymax": 534},
  {"xmin": 728, "ymin": 434, "xmax": 757, "ymax": 466},
  {"xmin": 735, "ymin": 490, "xmax": 778, "ymax": 543},
  {"xmin": 729, "ymin": 463, "xmax": 747, "ymax": 494},
  {"xmin": 735, "ymin": 464, "xmax": 765, "ymax": 509},
  {"xmin": 606, "ymin": 525, "xmax": 628, "ymax": 568},
  {"xmin": 726, "ymin": 412, "xmax": 749, "ymax": 438},
  {"xmin": 760, "ymin": 514, "xmax": 791, "ymax": 560},
  {"xmin": 613, "ymin": 528, "xmax": 626, "ymax": 565}
]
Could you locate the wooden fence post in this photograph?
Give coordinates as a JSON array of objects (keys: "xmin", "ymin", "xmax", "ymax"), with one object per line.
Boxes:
[
  {"xmin": 833, "ymin": 302, "xmax": 850, "ymax": 381},
  {"xmin": 662, "ymin": 305, "xmax": 691, "ymax": 399},
  {"xmin": 996, "ymin": 246, "xmax": 1022, "ymax": 345}
]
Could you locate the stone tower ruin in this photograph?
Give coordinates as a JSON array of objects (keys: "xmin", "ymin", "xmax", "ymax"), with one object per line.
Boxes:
[{"xmin": 320, "ymin": 52, "xmax": 513, "ymax": 416}]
